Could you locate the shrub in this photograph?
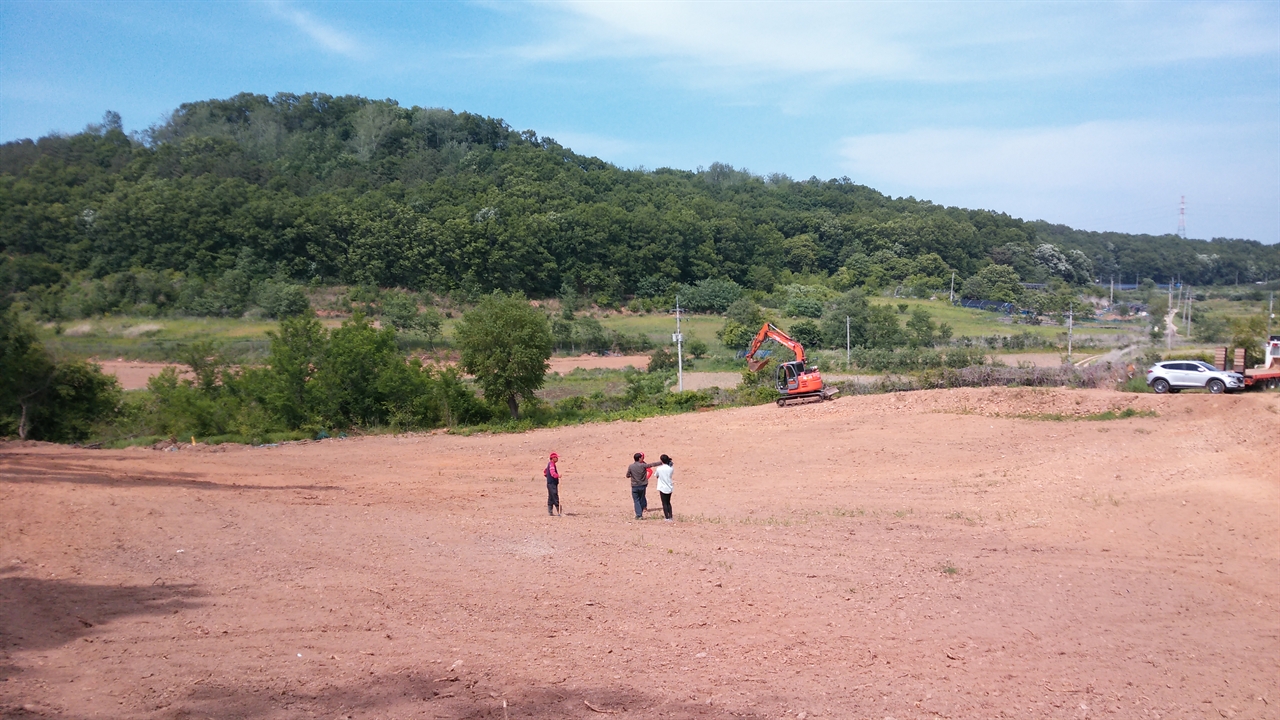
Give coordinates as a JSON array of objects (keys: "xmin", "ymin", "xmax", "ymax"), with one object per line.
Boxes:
[
  {"xmin": 686, "ymin": 337, "xmax": 708, "ymax": 359},
  {"xmin": 725, "ymin": 298, "xmax": 763, "ymax": 327},
  {"xmin": 255, "ymin": 280, "xmax": 310, "ymax": 319},
  {"xmin": 648, "ymin": 346, "xmax": 677, "ymax": 372},
  {"xmin": 788, "ymin": 319, "xmax": 823, "ymax": 350},
  {"xmin": 717, "ymin": 320, "xmax": 755, "ymax": 351},
  {"xmin": 679, "ymin": 278, "xmax": 743, "ymax": 313},
  {"xmin": 0, "ymin": 311, "xmax": 120, "ymax": 441},
  {"xmin": 784, "ymin": 295, "xmax": 824, "ymax": 318}
]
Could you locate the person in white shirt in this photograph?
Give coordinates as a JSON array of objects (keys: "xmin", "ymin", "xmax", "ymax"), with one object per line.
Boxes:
[{"xmin": 654, "ymin": 454, "xmax": 675, "ymax": 522}]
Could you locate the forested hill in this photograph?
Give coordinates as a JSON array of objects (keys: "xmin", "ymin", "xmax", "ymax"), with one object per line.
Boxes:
[{"xmin": 2, "ymin": 92, "xmax": 1276, "ymax": 309}]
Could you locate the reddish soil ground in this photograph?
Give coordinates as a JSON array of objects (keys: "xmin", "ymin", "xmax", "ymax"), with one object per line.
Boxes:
[
  {"xmin": 548, "ymin": 355, "xmax": 651, "ymax": 374},
  {"xmin": 2, "ymin": 387, "xmax": 1277, "ymax": 719},
  {"xmin": 94, "ymin": 362, "xmax": 185, "ymax": 391}
]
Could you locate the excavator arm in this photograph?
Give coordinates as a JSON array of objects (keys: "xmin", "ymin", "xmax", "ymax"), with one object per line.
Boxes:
[{"xmin": 744, "ymin": 323, "xmax": 806, "ymax": 371}]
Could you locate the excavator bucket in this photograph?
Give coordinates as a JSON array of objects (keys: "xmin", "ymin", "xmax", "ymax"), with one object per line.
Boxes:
[{"xmin": 747, "ymin": 358, "xmax": 771, "ymax": 372}]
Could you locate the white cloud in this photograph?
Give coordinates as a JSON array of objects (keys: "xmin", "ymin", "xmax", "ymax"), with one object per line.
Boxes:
[
  {"xmin": 837, "ymin": 121, "xmax": 1279, "ymax": 242},
  {"xmin": 537, "ymin": 1, "xmax": 1278, "ymax": 83},
  {"xmin": 265, "ymin": 1, "xmax": 364, "ymax": 59}
]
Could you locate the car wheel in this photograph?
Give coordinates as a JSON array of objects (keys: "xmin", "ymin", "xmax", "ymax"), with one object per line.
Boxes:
[
  {"xmin": 1207, "ymin": 379, "xmax": 1225, "ymax": 394},
  {"xmin": 1152, "ymin": 378, "xmax": 1170, "ymax": 394}
]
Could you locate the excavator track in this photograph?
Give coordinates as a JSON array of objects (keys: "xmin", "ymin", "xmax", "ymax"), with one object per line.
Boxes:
[{"xmin": 776, "ymin": 388, "xmax": 839, "ymax": 407}]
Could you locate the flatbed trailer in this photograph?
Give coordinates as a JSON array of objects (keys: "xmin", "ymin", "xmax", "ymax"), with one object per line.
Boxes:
[{"xmin": 1221, "ymin": 336, "xmax": 1280, "ymax": 391}]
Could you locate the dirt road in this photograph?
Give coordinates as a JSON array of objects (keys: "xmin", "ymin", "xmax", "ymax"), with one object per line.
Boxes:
[{"xmin": 2, "ymin": 387, "xmax": 1277, "ymax": 719}]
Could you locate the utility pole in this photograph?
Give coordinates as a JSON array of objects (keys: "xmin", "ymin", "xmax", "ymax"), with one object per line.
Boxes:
[
  {"xmin": 1167, "ymin": 279, "xmax": 1173, "ymax": 351},
  {"xmin": 1269, "ymin": 292, "xmax": 1274, "ymax": 337},
  {"xmin": 949, "ymin": 272, "xmax": 956, "ymax": 304},
  {"xmin": 839, "ymin": 313, "xmax": 849, "ymax": 366},
  {"xmin": 1067, "ymin": 299, "xmax": 1074, "ymax": 364},
  {"xmin": 1110, "ymin": 276, "xmax": 1114, "ymax": 308},
  {"xmin": 674, "ymin": 296, "xmax": 684, "ymax": 392},
  {"xmin": 1186, "ymin": 286, "xmax": 1192, "ymax": 340}
]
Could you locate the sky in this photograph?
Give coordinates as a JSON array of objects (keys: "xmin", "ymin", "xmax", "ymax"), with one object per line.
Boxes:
[{"xmin": 2, "ymin": 1, "xmax": 1277, "ymax": 243}]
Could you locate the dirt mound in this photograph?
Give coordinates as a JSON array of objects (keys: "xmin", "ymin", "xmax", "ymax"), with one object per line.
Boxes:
[
  {"xmin": 847, "ymin": 385, "xmax": 1169, "ymax": 418},
  {"xmin": 2, "ymin": 386, "xmax": 1276, "ymax": 719}
]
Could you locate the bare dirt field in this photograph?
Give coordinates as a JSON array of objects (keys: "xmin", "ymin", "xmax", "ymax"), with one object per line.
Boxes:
[
  {"xmin": 549, "ymin": 356, "xmax": 651, "ymax": 374},
  {"xmin": 2, "ymin": 387, "xmax": 1277, "ymax": 719},
  {"xmin": 94, "ymin": 361, "xmax": 184, "ymax": 391}
]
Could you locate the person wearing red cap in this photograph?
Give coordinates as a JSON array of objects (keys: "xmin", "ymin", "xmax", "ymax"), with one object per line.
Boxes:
[{"xmin": 544, "ymin": 452, "xmax": 561, "ymax": 516}]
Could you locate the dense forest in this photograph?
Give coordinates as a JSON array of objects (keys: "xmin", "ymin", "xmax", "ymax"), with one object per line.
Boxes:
[{"xmin": 2, "ymin": 92, "xmax": 1277, "ymax": 319}]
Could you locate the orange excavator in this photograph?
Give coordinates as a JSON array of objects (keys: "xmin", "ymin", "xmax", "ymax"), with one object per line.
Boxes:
[{"xmin": 744, "ymin": 323, "xmax": 838, "ymax": 407}]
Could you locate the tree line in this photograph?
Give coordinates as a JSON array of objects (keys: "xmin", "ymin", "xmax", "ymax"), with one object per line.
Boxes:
[{"xmin": 3, "ymin": 93, "xmax": 1276, "ymax": 322}]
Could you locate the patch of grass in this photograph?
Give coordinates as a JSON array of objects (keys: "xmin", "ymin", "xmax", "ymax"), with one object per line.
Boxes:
[
  {"xmin": 945, "ymin": 510, "xmax": 983, "ymax": 526},
  {"xmin": 1016, "ymin": 407, "xmax": 1156, "ymax": 422},
  {"xmin": 39, "ymin": 316, "xmax": 284, "ymax": 362},
  {"xmin": 737, "ymin": 512, "xmax": 811, "ymax": 526},
  {"xmin": 675, "ymin": 513, "xmax": 724, "ymax": 524},
  {"xmin": 940, "ymin": 562, "xmax": 960, "ymax": 576},
  {"xmin": 1118, "ymin": 375, "xmax": 1152, "ymax": 393},
  {"xmin": 893, "ymin": 508, "xmax": 914, "ymax": 518},
  {"xmin": 829, "ymin": 506, "xmax": 867, "ymax": 517}
]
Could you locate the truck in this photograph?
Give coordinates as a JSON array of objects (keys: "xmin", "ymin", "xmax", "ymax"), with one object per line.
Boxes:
[{"xmin": 1215, "ymin": 335, "xmax": 1280, "ymax": 390}]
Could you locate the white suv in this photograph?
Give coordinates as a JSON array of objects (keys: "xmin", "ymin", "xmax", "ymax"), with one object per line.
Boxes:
[{"xmin": 1146, "ymin": 361, "xmax": 1244, "ymax": 394}]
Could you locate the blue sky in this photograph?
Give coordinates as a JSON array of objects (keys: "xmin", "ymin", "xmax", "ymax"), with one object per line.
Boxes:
[{"xmin": 2, "ymin": 1, "xmax": 1277, "ymax": 243}]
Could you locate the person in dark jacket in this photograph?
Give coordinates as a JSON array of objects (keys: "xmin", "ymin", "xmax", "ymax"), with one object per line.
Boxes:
[
  {"xmin": 625, "ymin": 452, "xmax": 661, "ymax": 520},
  {"xmin": 545, "ymin": 452, "xmax": 561, "ymax": 516}
]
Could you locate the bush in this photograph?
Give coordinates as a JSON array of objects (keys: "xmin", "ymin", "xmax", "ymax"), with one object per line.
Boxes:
[
  {"xmin": 0, "ymin": 311, "xmax": 120, "ymax": 440},
  {"xmin": 788, "ymin": 320, "xmax": 823, "ymax": 350},
  {"xmin": 679, "ymin": 278, "xmax": 743, "ymax": 313},
  {"xmin": 648, "ymin": 346, "xmax": 677, "ymax": 372},
  {"xmin": 785, "ymin": 295, "xmax": 824, "ymax": 318},
  {"xmin": 552, "ymin": 315, "xmax": 653, "ymax": 354},
  {"xmin": 717, "ymin": 320, "xmax": 755, "ymax": 351},
  {"xmin": 686, "ymin": 337, "xmax": 708, "ymax": 359},
  {"xmin": 255, "ymin": 280, "xmax": 310, "ymax": 319},
  {"xmin": 725, "ymin": 298, "xmax": 763, "ymax": 327}
]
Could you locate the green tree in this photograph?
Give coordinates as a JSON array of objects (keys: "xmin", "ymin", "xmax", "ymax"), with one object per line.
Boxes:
[
  {"xmin": 725, "ymin": 297, "xmax": 763, "ymax": 328},
  {"xmin": 1191, "ymin": 312, "xmax": 1229, "ymax": 343},
  {"xmin": 0, "ymin": 307, "xmax": 120, "ymax": 441},
  {"xmin": 455, "ymin": 292, "xmax": 552, "ymax": 419},
  {"xmin": 680, "ymin": 278, "xmax": 743, "ymax": 313},
  {"xmin": 30, "ymin": 360, "xmax": 121, "ymax": 442},
  {"xmin": 788, "ymin": 319, "xmax": 823, "ymax": 350},
  {"xmin": 648, "ymin": 346, "xmax": 677, "ymax": 372},
  {"xmin": 906, "ymin": 308, "xmax": 938, "ymax": 348},
  {"xmin": 558, "ymin": 280, "xmax": 580, "ymax": 316},
  {"xmin": 1229, "ymin": 315, "xmax": 1268, "ymax": 367},
  {"xmin": 717, "ymin": 320, "xmax": 755, "ymax": 351},
  {"xmin": 964, "ymin": 265, "xmax": 1023, "ymax": 303},
  {"xmin": 310, "ymin": 313, "xmax": 404, "ymax": 427},
  {"xmin": 255, "ymin": 280, "xmax": 310, "ymax": 319},
  {"xmin": 263, "ymin": 315, "xmax": 328, "ymax": 429},
  {"xmin": 0, "ymin": 310, "xmax": 53, "ymax": 439},
  {"xmin": 686, "ymin": 336, "xmax": 708, "ymax": 359},
  {"xmin": 381, "ymin": 290, "xmax": 422, "ymax": 332}
]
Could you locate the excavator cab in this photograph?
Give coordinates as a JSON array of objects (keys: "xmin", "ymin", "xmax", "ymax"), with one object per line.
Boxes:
[{"xmin": 777, "ymin": 361, "xmax": 803, "ymax": 393}]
